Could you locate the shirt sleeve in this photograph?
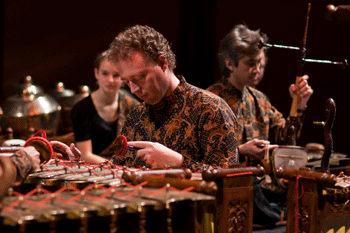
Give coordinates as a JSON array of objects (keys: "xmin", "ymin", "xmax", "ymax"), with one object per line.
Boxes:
[
  {"xmin": 9, "ymin": 149, "xmax": 34, "ymax": 182},
  {"xmin": 185, "ymin": 98, "xmax": 239, "ymax": 172},
  {"xmin": 268, "ymin": 103, "xmax": 304, "ymax": 145}
]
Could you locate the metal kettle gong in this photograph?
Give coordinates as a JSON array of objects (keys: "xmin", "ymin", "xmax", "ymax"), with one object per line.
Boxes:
[{"xmin": 1, "ymin": 76, "xmax": 61, "ymax": 139}]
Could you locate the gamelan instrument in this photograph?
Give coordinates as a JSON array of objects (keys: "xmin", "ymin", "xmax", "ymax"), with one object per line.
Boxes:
[
  {"xmin": 275, "ymin": 98, "xmax": 350, "ymax": 233},
  {"xmin": 124, "ymin": 165, "xmax": 266, "ymax": 233},
  {"xmin": 286, "ymin": 2, "xmax": 311, "ymax": 146},
  {"xmin": 325, "ymin": 4, "xmax": 350, "ymax": 22},
  {"xmin": 257, "ymin": 3, "xmax": 347, "ymax": 145},
  {"xmin": 270, "ymin": 145, "xmax": 308, "ymax": 187},
  {"xmin": 320, "ymin": 98, "xmax": 336, "ymax": 174},
  {"xmin": 257, "ymin": 3, "xmax": 347, "ymax": 184},
  {"xmin": 0, "ymin": 150, "xmax": 267, "ymax": 233},
  {"xmin": 1, "ymin": 160, "xmax": 217, "ymax": 233},
  {"xmin": 0, "ymin": 131, "xmax": 54, "ymax": 164},
  {"xmin": 1, "ymin": 76, "xmax": 61, "ymax": 138}
]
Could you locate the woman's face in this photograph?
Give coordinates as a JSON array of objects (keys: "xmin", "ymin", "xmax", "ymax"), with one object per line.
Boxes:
[{"xmin": 94, "ymin": 59, "xmax": 122, "ymax": 94}]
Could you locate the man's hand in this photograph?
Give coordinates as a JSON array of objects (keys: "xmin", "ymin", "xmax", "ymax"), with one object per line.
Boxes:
[
  {"xmin": 238, "ymin": 139, "xmax": 278, "ymax": 163},
  {"xmin": 289, "ymin": 74, "xmax": 313, "ymax": 110},
  {"xmin": 128, "ymin": 141, "xmax": 184, "ymax": 169},
  {"xmin": 50, "ymin": 141, "xmax": 81, "ymax": 160}
]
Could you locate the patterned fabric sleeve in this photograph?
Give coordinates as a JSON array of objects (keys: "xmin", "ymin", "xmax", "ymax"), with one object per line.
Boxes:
[
  {"xmin": 266, "ymin": 103, "xmax": 286, "ymax": 144},
  {"xmin": 252, "ymin": 88, "xmax": 304, "ymax": 145},
  {"xmin": 185, "ymin": 98, "xmax": 238, "ymax": 171},
  {"xmin": 9, "ymin": 149, "xmax": 34, "ymax": 182}
]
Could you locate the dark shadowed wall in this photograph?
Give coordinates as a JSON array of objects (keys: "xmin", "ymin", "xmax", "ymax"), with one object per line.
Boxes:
[{"xmin": 2, "ymin": 0, "xmax": 350, "ymax": 155}]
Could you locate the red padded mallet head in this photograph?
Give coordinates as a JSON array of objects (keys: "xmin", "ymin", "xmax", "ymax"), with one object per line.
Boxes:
[
  {"xmin": 113, "ymin": 135, "xmax": 128, "ymax": 157},
  {"xmin": 24, "ymin": 136, "xmax": 53, "ymax": 164}
]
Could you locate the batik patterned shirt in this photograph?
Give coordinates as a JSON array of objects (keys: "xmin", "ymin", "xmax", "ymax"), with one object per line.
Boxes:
[
  {"xmin": 10, "ymin": 149, "xmax": 34, "ymax": 182},
  {"xmin": 207, "ymin": 77, "xmax": 304, "ymax": 193},
  {"xmin": 207, "ymin": 77, "xmax": 303, "ymax": 145},
  {"xmin": 112, "ymin": 76, "xmax": 238, "ymax": 172}
]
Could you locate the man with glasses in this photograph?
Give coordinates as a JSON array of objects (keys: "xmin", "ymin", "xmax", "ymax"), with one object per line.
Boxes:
[{"xmin": 207, "ymin": 24, "xmax": 313, "ymax": 226}]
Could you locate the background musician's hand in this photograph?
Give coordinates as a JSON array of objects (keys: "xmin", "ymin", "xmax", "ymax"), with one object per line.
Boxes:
[
  {"xmin": 238, "ymin": 139, "xmax": 278, "ymax": 163},
  {"xmin": 128, "ymin": 141, "xmax": 184, "ymax": 169},
  {"xmin": 289, "ymin": 74, "xmax": 313, "ymax": 110},
  {"xmin": 21, "ymin": 146, "xmax": 41, "ymax": 171},
  {"xmin": 50, "ymin": 141, "xmax": 81, "ymax": 160}
]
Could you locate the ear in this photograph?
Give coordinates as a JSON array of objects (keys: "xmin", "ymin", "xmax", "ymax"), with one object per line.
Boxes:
[
  {"xmin": 94, "ymin": 68, "xmax": 99, "ymax": 79},
  {"xmin": 225, "ymin": 59, "xmax": 235, "ymax": 72},
  {"xmin": 158, "ymin": 55, "xmax": 168, "ymax": 72}
]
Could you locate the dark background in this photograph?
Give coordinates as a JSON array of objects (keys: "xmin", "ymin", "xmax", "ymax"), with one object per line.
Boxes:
[{"xmin": 2, "ymin": 0, "xmax": 350, "ymax": 155}]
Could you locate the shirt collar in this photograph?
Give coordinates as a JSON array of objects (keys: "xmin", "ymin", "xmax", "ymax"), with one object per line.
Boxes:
[{"xmin": 147, "ymin": 76, "xmax": 186, "ymax": 124}]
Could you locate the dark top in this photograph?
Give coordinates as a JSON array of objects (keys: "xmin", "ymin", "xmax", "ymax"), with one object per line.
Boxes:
[{"xmin": 71, "ymin": 89, "xmax": 140, "ymax": 158}]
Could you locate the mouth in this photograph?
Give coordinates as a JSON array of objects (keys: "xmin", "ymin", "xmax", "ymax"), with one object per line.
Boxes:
[
  {"xmin": 138, "ymin": 94, "xmax": 147, "ymax": 100},
  {"xmin": 106, "ymin": 84, "xmax": 116, "ymax": 89},
  {"xmin": 250, "ymin": 75, "xmax": 258, "ymax": 81}
]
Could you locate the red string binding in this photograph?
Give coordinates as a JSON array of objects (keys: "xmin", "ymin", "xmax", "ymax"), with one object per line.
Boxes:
[{"xmin": 294, "ymin": 175, "xmax": 315, "ymax": 233}]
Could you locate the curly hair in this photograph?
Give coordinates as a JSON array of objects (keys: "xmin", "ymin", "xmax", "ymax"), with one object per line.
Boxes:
[
  {"xmin": 108, "ymin": 25, "xmax": 176, "ymax": 71},
  {"xmin": 218, "ymin": 24, "xmax": 269, "ymax": 77}
]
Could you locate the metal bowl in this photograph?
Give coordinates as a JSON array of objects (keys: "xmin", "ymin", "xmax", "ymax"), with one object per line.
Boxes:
[{"xmin": 1, "ymin": 77, "xmax": 61, "ymax": 138}]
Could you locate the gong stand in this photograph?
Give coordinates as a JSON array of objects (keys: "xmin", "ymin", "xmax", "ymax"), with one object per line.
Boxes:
[{"xmin": 276, "ymin": 98, "xmax": 350, "ymax": 233}]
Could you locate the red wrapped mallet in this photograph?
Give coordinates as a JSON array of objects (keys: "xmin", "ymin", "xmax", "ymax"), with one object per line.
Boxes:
[{"xmin": 112, "ymin": 135, "xmax": 140, "ymax": 157}]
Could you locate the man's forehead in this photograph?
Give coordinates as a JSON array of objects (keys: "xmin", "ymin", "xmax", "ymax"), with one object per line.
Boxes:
[
  {"xmin": 122, "ymin": 52, "xmax": 154, "ymax": 66},
  {"xmin": 116, "ymin": 52, "xmax": 149, "ymax": 78},
  {"xmin": 242, "ymin": 52, "xmax": 264, "ymax": 62},
  {"xmin": 121, "ymin": 51, "xmax": 145, "ymax": 63}
]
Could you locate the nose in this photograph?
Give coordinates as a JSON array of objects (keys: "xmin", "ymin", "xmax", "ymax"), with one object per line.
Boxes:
[
  {"xmin": 253, "ymin": 63, "xmax": 261, "ymax": 73},
  {"xmin": 129, "ymin": 81, "xmax": 140, "ymax": 93},
  {"xmin": 106, "ymin": 74, "xmax": 114, "ymax": 82}
]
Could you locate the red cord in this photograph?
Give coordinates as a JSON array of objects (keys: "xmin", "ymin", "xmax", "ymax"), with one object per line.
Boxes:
[
  {"xmin": 294, "ymin": 175, "xmax": 315, "ymax": 233},
  {"xmin": 33, "ymin": 130, "xmax": 47, "ymax": 138},
  {"xmin": 226, "ymin": 172, "xmax": 253, "ymax": 177},
  {"xmin": 24, "ymin": 136, "xmax": 53, "ymax": 164}
]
